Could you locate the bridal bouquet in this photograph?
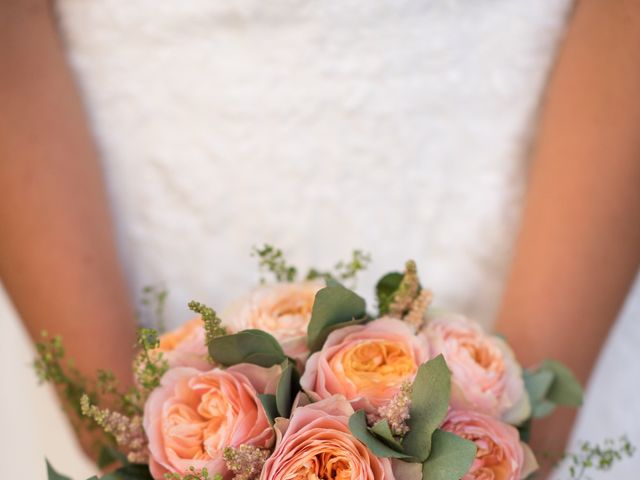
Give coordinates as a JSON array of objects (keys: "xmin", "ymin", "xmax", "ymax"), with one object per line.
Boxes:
[{"xmin": 39, "ymin": 248, "xmax": 605, "ymax": 480}]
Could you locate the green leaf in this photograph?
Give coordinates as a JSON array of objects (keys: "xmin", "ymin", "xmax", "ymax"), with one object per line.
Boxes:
[
  {"xmin": 376, "ymin": 272, "xmax": 403, "ymax": 315},
  {"xmin": 46, "ymin": 460, "xmax": 72, "ymax": 480},
  {"xmin": 98, "ymin": 446, "xmax": 130, "ymax": 470},
  {"xmin": 523, "ymin": 369, "xmax": 554, "ymax": 403},
  {"xmin": 258, "ymin": 393, "xmax": 279, "ymax": 425},
  {"xmin": 531, "ymin": 399, "xmax": 556, "ymax": 418},
  {"xmin": 348, "ymin": 410, "xmax": 411, "ymax": 459},
  {"xmin": 313, "ymin": 317, "xmax": 369, "ymax": 347},
  {"xmin": 541, "ymin": 360, "xmax": 583, "ymax": 407},
  {"xmin": 209, "ymin": 329, "xmax": 286, "ymax": 367},
  {"xmin": 402, "ymin": 355, "xmax": 452, "ymax": 462},
  {"xmin": 325, "ymin": 277, "xmax": 343, "ymax": 289},
  {"xmin": 517, "ymin": 417, "xmax": 532, "ymax": 443},
  {"xmin": 523, "ymin": 368, "xmax": 557, "ymax": 418},
  {"xmin": 276, "ymin": 362, "xmax": 300, "ymax": 418},
  {"xmin": 422, "ymin": 429, "xmax": 477, "ymax": 480},
  {"xmin": 523, "ymin": 361, "xmax": 581, "ymax": 420},
  {"xmin": 370, "ymin": 419, "xmax": 404, "ymax": 451},
  {"xmin": 97, "ymin": 464, "xmax": 153, "ymax": 479},
  {"xmin": 307, "ymin": 284, "xmax": 366, "ymax": 352}
]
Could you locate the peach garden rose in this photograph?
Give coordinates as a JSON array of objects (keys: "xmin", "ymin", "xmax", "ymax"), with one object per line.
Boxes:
[
  {"xmin": 143, "ymin": 364, "xmax": 280, "ymax": 479},
  {"xmin": 441, "ymin": 409, "xmax": 538, "ymax": 480},
  {"xmin": 423, "ymin": 314, "xmax": 531, "ymax": 425},
  {"xmin": 152, "ymin": 317, "xmax": 210, "ymax": 370},
  {"xmin": 222, "ymin": 281, "xmax": 323, "ymax": 360},
  {"xmin": 300, "ymin": 317, "xmax": 430, "ymax": 414},
  {"xmin": 261, "ymin": 395, "xmax": 396, "ymax": 480}
]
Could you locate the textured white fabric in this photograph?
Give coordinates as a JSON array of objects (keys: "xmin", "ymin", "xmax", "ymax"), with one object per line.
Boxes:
[
  {"xmin": 1, "ymin": 0, "xmax": 638, "ymax": 477},
  {"xmin": 54, "ymin": 0, "xmax": 573, "ymax": 327}
]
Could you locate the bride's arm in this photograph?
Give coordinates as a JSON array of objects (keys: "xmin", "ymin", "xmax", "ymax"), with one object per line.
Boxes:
[
  {"xmin": 496, "ymin": 0, "xmax": 640, "ymax": 469},
  {"xmin": 0, "ymin": 0, "xmax": 136, "ymax": 453}
]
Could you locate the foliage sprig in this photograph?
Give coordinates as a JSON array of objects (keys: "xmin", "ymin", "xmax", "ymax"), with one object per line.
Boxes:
[
  {"xmin": 188, "ymin": 301, "xmax": 227, "ymax": 349},
  {"xmin": 80, "ymin": 395, "xmax": 147, "ymax": 464},
  {"xmin": 565, "ymin": 436, "xmax": 635, "ymax": 479},
  {"xmin": 35, "ymin": 332, "xmax": 147, "ymax": 465},
  {"xmin": 140, "ymin": 284, "xmax": 169, "ymax": 333},
  {"xmin": 307, "ymin": 249, "xmax": 372, "ymax": 288},
  {"xmin": 252, "ymin": 244, "xmax": 297, "ymax": 282},
  {"xmin": 224, "ymin": 445, "xmax": 270, "ymax": 480},
  {"xmin": 163, "ymin": 467, "xmax": 221, "ymax": 480},
  {"xmin": 388, "ymin": 260, "xmax": 421, "ymax": 318},
  {"xmin": 134, "ymin": 328, "xmax": 169, "ymax": 393},
  {"xmin": 34, "ymin": 331, "xmax": 96, "ymax": 421}
]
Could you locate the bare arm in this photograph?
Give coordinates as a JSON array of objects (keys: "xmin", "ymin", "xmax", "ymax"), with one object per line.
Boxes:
[
  {"xmin": 496, "ymin": 0, "xmax": 640, "ymax": 468},
  {"xmin": 0, "ymin": 0, "xmax": 137, "ymax": 452}
]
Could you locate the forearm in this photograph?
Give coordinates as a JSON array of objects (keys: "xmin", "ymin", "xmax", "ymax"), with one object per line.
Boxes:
[
  {"xmin": 497, "ymin": 0, "xmax": 640, "ymax": 462},
  {"xmin": 0, "ymin": 3, "xmax": 136, "ymax": 384}
]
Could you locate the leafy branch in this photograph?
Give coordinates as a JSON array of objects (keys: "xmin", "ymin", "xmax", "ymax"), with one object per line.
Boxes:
[
  {"xmin": 34, "ymin": 331, "xmax": 97, "ymax": 422},
  {"xmin": 133, "ymin": 328, "xmax": 169, "ymax": 393},
  {"xmin": 139, "ymin": 284, "xmax": 169, "ymax": 333},
  {"xmin": 564, "ymin": 436, "xmax": 635, "ymax": 479},
  {"xmin": 187, "ymin": 301, "xmax": 227, "ymax": 348},
  {"xmin": 252, "ymin": 244, "xmax": 297, "ymax": 282},
  {"xmin": 253, "ymin": 244, "xmax": 372, "ymax": 287},
  {"xmin": 163, "ymin": 467, "xmax": 221, "ymax": 480},
  {"xmin": 307, "ymin": 249, "xmax": 372, "ymax": 288},
  {"xmin": 35, "ymin": 332, "xmax": 148, "ymax": 465}
]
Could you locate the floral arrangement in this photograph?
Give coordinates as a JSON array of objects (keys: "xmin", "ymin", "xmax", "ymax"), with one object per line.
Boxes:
[{"xmin": 37, "ymin": 247, "xmax": 632, "ymax": 480}]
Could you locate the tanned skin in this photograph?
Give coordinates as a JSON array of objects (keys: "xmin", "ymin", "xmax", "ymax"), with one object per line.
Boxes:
[
  {"xmin": 496, "ymin": 0, "xmax": 640, "ymax": 473},
  {"xmin": 0, "ymin": 0, "xmax": 137, "ymax": 458}
]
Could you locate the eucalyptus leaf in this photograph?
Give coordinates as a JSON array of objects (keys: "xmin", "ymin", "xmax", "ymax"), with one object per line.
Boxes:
[
  {"xmin": 46, "ymin": 460, "xmax": 72, "ymax": 480},
  {"xmin": 517, "ymin": 418, "xmax": 532, "ymax": 443},
  {"xmin": 523, "ymin": 369, "xmax": 554, "ymax": 403},
  {"xmin": 541, "ymin": 360, "xmax": 583, "ymax": 407},
  {"xmin": 325, "ymin": 277, "xmax": 343, "ymax": 289},
  {"xmin": 371, "ymin": 419, "xmax": 404, "ymax": 451},
  {"xmin": 307, "ymin": 284, "xmax": 366, "ymax": 352},
  {"xmin": 97, "ymin": 464, "xmax": 153, "ymax": 479},
  {"xmin": 98, "ymin": 446, "xmax": 130, "ymax": 470},
  {"xmin": 402, "ymin": 355, "xmax": 451, "ymax": 462},
  {"xmin": 313, "ymin": 317, "xmax": 368, "ymax": 348},
  {"xmin": 209, "ymin": 329, "xmax": 286, "ymax": 367},
  {"xmin": 421, "ymin": 429, "xmax": 477, "ymax": 480},
  {"xmin": 348, "ymin": 410, "xmax": 411, "ymax": 459},
  {"xmin": 531, "ymin": 399, "xmax": 556, "ymax": 418},
  {"xmin": 376, "ymin": 272, "xmax": 403, "ymax": 315},
  {"xmin": 523, "ymin": 368, "xmax": 556, "ymax": 419},
  {"xmin": 258, "ymin": 393, "xmax": 279, "ymax": 425},
  {"xmin": 523, "ymin": 361, "xmax": 581, "ymax": 420},
  {"xmin": 276, "ymin": 362, "xmax": 300, "ymax": 418}
]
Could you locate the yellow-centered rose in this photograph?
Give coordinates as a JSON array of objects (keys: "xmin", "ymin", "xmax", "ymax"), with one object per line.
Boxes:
[
  {"xmin": 300, "ymin": 317, "xmax": 430, "ymax": 414},
  {"xmin": 222, "ymin": 281, "xmax": 323, "ymax": 361}
]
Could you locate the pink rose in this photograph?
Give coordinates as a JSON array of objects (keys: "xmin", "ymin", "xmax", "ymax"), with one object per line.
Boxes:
[
  {"xmin": 222, "ymin": 282, "xmax": 323, "ymax": 361},
  {"xmin": 441, "ymin": 409, "xmax": 538, "ymax": 480},
  {"xmin": 153, "ymin": 317, "xmax": 211, "ymax": 370},
  {"xmin": 300, "ymin": 317, "xmax": 430, "ymax": 414},
  {"xmin": 144, "ymin": 364, "xmax": 279, "ymax": 479},
  {"xmin": 261, "ymin": 395, "xmax": 396, "ymax": 479},
  {"xmin": 423, "ymin": 314, "xmax": 531, "ymax": 424}
]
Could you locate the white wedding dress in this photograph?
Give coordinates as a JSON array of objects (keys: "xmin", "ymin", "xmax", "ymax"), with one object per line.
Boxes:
[{"xmin": 1, "ymin": 0, "xmax": 638, "ymax": 478}]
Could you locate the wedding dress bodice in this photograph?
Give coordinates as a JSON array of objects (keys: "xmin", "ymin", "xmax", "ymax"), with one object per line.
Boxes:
[{"xmin": 53, "ymin": 0, "xmax": 573, "ymax": 328}]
